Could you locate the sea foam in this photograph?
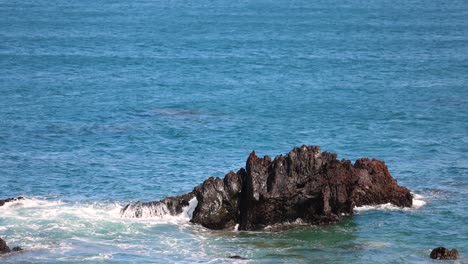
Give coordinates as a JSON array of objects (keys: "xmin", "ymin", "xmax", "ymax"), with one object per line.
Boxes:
[
  {"xmin": 354, "ymin": 193, "xmax": 427, "ymax": 212},
  {"xmin": 119, "ymin": 197, "xmax": 198, "ymax": 220}
]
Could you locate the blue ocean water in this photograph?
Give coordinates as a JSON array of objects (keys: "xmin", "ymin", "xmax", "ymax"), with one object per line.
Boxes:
[{"xmin": 1, "ymin": 0, "xmax": 467, "ymax": 262}]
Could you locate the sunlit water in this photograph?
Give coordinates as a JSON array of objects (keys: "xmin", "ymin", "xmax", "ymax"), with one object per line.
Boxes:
[{"xmin": 1, "ymin": 0, "xmax": 467, "ymax": 263}]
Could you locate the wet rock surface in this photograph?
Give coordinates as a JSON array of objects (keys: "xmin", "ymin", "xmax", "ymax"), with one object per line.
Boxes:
[
  {"xmin": 0, "ymin": 238, "xmax": 23, "ymax": 255},
  {"xmin": 0, "ymin": 197, "xmax": 24, "ymax": 207},
  {"xmin": 430, "ymin": 247, "xmax": 459, "ymax": 260},
  {"xmin": 122, "ymin": 145, "xmax": 413, "ymax": 230},
  {"xmin": 0, "ymin": 238, "xmax": 10, "ymax": 254},
  {"xmin": 121, "ymin": 192, "xmax": 195, "ymax": 218}
]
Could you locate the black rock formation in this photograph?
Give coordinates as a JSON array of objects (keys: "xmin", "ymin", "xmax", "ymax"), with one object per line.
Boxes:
[
  {"xmin": 121, "ymin": 145, "xmax": 413, "ymax": 231},
  {"xmin": 0, "ymin": 238, "xmax": 23, "ymax": 255},
  {"xmin": 430, "ymin": 247, "xmax": 459, "ymax": 260},
  {"xmin": 0, "ymin": 238, "xmax": 11, "ymax": 254},
  {"xmin": 0, "ymin": 197, "xmax": 24, "ymax": 207}
]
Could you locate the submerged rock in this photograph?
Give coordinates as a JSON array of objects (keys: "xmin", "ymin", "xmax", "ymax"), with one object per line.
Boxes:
[
  {"xmin": 11, "ymin": 246, "xmax": 23, "ymax": 252},
  {"xmin": 430, "ymin": 247, "xmax": 459, "ymax": 260},
  {"xmin": 227, "ymin": 255, "xmax": 248, "ymax": 260},
  {"xmin": 0, "ymin": 197, "xmax": 24, "ymax": 207},
  {"xmin": 122, "ymin": 145, "xmax": 413, "ymax": 230}
]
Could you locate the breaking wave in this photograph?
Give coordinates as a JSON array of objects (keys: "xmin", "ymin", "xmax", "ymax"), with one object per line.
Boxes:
[
  {"xmin": 0, "ymin": 196, "xmax": 198, "ymax": 223},
  {"xmin": 119, "ymin": 197, "xmax": 198, "ymax": 220}
]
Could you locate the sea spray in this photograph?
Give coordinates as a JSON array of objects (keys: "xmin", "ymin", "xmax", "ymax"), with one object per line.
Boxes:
[{"xmin": 180, "ymin": 197, "xmax": 198, "ymax": 220}]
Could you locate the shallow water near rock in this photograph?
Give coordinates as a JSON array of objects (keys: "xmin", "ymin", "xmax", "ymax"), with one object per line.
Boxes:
[{"xmin": 1, "ymin": 0, "xmax": 467, "ymax": 263}]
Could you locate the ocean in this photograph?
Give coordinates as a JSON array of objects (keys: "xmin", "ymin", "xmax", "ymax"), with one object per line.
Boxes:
[{"xmin": 0, "ymin": 0, "xmax": 467, "ymax": 263}]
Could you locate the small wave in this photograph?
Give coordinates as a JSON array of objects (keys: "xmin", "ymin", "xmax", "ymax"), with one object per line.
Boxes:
[
  {"xmin": 354, "ymin": 203, "xmax": 402, "ymax": 212},
  {"xmin": 0, "ymin": 196, "xmax": 197, "ymax": 224},
  {"xmin": 0, "ymin": 197, "xmax": 203, "ymax": 257},
  {"xmin": 119, "ymin": 197, "xmax": 198, "ymax": 221},
  {"xmin": 354, "ymin": 193, "xmax": 427, "ymax": 212}
]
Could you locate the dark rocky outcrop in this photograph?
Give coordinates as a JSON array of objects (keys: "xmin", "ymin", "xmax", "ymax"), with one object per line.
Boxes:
[
  {"xmin": 11, "ymin": 246, "xmax": 23, "ymax": 252},
  {"xmin": 121, "ymin": 145, "xmax": 413, "ymax": 230},
  {"xmin": 0, "ymin": 197, "xmax": 24, "ymax": 207},
  {"xmin": 0, "ymin": 238, "xmax": 22, "ymax": 255},
  {"xmin": 430, "ymin": 247, "xmax": 459, "ymax": 260},
  {"xmin": 0, "ymin": 238, "xmax": 10, "ymax": 254}
]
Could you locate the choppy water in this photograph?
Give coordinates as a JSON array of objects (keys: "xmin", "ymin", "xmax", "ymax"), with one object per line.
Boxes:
[{"xmin": 1, "ymin": 0, "xmax": 467, "ymax": 263}]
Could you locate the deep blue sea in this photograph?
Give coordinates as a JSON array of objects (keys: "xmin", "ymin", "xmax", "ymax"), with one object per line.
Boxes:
[{"xmin": 1, "ymin": 0, "xmax": 467, "ymax": 263}]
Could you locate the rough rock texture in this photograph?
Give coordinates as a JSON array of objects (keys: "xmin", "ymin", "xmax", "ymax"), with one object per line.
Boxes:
[
  {"xmin": 121, "ymin": 145, "xmax": 413, "ymax": 230},
  {"xmin": 191, "ymin": 170, "xmax": 244, "ymax": 229},
  {"xmin": 351, "ymin": 159, "xmax": 413, "ymax": 207},
  {"xmin": 0, "ymin": 238, "xmax": 11, "ymax": 254},
  {"xmin": 430, "ymin": 247, "xmax": 459, "ymax": 260},
  {"xmin": 0, "ymin": 197, "xmax": 24, "ymax": 207}
]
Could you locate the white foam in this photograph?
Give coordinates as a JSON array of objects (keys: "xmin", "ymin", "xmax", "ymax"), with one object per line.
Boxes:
[
  {"xmin": 412, "ymin": 193, "xmax": 427, "ymax": 208},
  {"xmin": 0, "ymin": 197, "xmax": 198, "ymax": 225},
  {"xmin": 0, "ymin": 197, "xmax": 63, "ymax": 209},
  {"xmin": 55, "ymin": 253, "xmax": 113, "ymax": 262},
  {"xmin": 119, "ymin": 197, "xmax": 198, "ymax": 221},
  {"xmin": 0, "ymin": 197, "xmax": 206, "ymax": 260},
  {"xmin": 354, "ymin": 193, "xmax": 427, "ymax": 212},
  {"xmin": 354, "ymin": 203, "xmax": 401, "ymax": 211},
  {"xmin": 180, "ymin": 197, "xmax": 198, "ymax": 219}
]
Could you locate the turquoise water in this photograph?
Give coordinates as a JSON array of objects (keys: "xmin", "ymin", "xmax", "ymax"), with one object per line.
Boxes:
[{"xmin": 1, "ymin": 0, "xmax": 467, "ymax": 262}]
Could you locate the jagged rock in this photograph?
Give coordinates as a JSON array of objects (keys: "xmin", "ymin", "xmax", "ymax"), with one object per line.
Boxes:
[
  {"xmin": 191, "ymin": 170, "xmax": 244, "ymax": 230},
  {"xmin": 121, "ymin": 145, "xmax": 413, "ymax": 231},
  {"xmin": 430, "ymin": 247, "xmax": 459, "ymax": 260},
  {"xmin": 0, "ymin": 238, "xmax": 11, "ymax": 254},
  {"xmin": 0, "ymin": 197, "xmax": 24, "ymax": 207},
  {"xmin": 351, "ymin": 159, "xmax": 412, "ymax": 207}
]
